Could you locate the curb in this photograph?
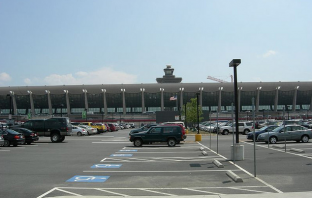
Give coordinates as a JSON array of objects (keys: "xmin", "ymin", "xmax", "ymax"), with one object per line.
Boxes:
[
  {"xmin": 226, "ymin": 170, "xmax": 243, "ymax": 182},
  {"xmin": 213, "ymin": 159, "xmax": 224, "ymax": 168},
  {"xmin": 290, "ymin": 148, "xmax": 305, "ymax": 153}
]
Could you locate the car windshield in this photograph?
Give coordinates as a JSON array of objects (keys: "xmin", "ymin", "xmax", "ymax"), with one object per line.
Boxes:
[
  {"xmin": 5, "ymin": 129, "xmax": 20, "ymax": 134},
  {"xmin": 272, "ymin": 126, "xmax": 284, "ymax": 132},
  {"xmin": 259, "ymin": 126, "xmax": 269, "ymax": 131}
]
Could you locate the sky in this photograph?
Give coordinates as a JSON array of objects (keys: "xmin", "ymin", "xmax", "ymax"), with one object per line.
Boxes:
[{"xmin": 0, "ymin": 0, "xmax": 311, "ymax": 87}]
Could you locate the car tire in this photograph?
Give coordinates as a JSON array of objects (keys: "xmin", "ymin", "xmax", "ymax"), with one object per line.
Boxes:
[
  {"xmin": 77, "ymin": 132, "xmax": 82, "ymax": 136},
  {"xmin": 222, "ymin": 130, "xmax": 229, "ymax": 135},
  {"xmin": 13, "ymin": 143, "xmax": 18, "ymax": 147},
  {"xmin": 167, "ymin": 138, "xmax": 176, "ymax": 147},
  {"xmin": 243, "ymin": 129, "xmax": 250, "ymax": 135},
  {"xmin": 51, "ymin": 133, "xmax": 61, "ymax": 143},
  {"xmin": 27, "ymin": 142, "xmax": 31, "ymax": 145},
  {"xmin": 134, "ymin": 139, "xmax": 143, "ymax": 147},
  {"xmin": 59, "ymin": 136, "xmax": 65, "ymax": 142},
  {"xmin": 301, "ymin": 135, "xmax": 309, "ymax": 143},
  {"xmin": 4, "ymin": 140, "xmax": 10, "ymax": 147},
  {"xmin": 269, "ymin": 136, "xmax": 277, "ymax": 144}
]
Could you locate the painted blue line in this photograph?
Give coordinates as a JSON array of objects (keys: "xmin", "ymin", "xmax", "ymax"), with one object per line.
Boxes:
[{"xmin": 110, "ymin": 154, "xmax": 133, "ymax": 157}]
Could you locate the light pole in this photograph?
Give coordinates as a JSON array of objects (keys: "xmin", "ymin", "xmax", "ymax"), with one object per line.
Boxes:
[
  {"xmin": 229, "ymin": 59, "xmax": 241, "ymax": 144},
  {"xmin": 196, "ymin": 92, "xmax": 200, "ymax": 134}
]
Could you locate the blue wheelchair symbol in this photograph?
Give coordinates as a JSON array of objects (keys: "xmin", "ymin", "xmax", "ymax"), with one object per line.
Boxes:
[
  {"xmin": 91, "ymin": 164, "xmax": 122, "ymax": 168},
  {"xmin": 66, "ymin": 175, "xmax": 110, "ymax": 183}
]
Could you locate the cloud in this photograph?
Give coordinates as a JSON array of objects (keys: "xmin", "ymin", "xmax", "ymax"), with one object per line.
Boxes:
[
  {"xmin": 262, "ymin": 50, "xmax": 277, "ymax": 58},
  {"xmin": 41, "ymin": 67, "xmax": 137, "ymax": 85},
  {"xmin": 24, "ymin": 78, "xmax": 32, "ymax": 85},
  {"xmin": 0, "ymin": 72, "xmax": 12, "ymax": 82}
]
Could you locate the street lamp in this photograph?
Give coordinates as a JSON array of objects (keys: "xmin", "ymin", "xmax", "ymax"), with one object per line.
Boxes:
[
  {"xmin": 196, "ymin": 92, "xmax": 200, "ymax": 134},
  {"xmin": 229, "ymin": 59, "xmax": 241, "ymax": 144}
]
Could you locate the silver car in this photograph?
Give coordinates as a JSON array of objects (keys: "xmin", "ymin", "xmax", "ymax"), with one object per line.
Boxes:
[
  {"xmin": 257, "ymin": 125, "xmax": 312, "ymax": 144},
  {"xmin": 0, "ymin": 135, "xmax": 4, "ymax": 146}
]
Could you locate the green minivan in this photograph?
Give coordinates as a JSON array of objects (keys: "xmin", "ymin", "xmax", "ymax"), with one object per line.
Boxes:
[{"xmin": 129, "ymin": 125, "xmax": 184, "ymax": 147}]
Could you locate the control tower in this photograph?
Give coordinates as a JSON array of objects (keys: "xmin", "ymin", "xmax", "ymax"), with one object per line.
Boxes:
[{"xmin": 156, "ymin": 65, "xmax": 182, "ymax": 83}]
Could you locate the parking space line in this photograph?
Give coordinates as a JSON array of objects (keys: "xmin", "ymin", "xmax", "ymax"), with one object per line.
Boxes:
[
  {"xmin": 55, "ymin": 188, "xmax": 83, "ymax": 196},
  {"xmin": 198, "ymin": 142, "xmax": 283, "ymax": 194},
  {"xmin": 228, "ymin": 187, "xmax": 271, "ymax": 193},
  {"xmin": 37, "ymin": 187, "xmax": 58, "ymax": 198},
  {"xmin": 244, "ymin": 141, "xmax": 312, "ymax": 160},
  {"xmin": 83, "ymin": 170, "xmax": 239, "ymax": 173},
  {"xmin": 96, "ymin": 188, "xmax": 128, "ymax": 196},
  {"xmin": 183, "ymin": 188, "xmax": 225, "ymax": 195},
  {"xmin": 140, "ymin": 189, "xmax": 175, "ymax": 196}
]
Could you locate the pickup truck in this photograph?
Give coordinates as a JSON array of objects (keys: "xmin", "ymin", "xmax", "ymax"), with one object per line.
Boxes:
[{"xmin": 21, "ymin": 117, "xmax": 72, "ymax": 143}]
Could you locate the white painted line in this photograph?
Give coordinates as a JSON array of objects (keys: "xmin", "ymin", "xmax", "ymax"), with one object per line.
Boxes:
[
  {"xmin": 140, "ymin": 188, "xmax": 175, "ymax": 196},
  {"xmin": 96, "ymin": 188, "xmax": 128, "ymax": 196},
  {"xmin": 116, "ymin": 151, "xmax": 199, "ymax": 154},
  {"xmin": 228, "ymin": 187, "xmax": 271, "ymax": 193},
  {"xmin": 183, "ymin": 188, "xmax": 225, "ymax": 195},
  {"xmin": 198, "ymin": 142, "xmax": 283, "ymax": 194},
  {"xmin": 83, "ymin": 170, "xmax": 239, "ymax": 173},
  {"xmin": 37, "ymin": 187, "xmax": 57, "ymax": 198},
  {"xmin": 55, "ymin": 188, "xmax": 83, "ymax": 196},
  {"xmin": 244, "ymin": 141, "xmax": 312, "ymax": 160},
  {"xmin": 92, "ymin": 142, "xmax": 130, "ymax": 144}
]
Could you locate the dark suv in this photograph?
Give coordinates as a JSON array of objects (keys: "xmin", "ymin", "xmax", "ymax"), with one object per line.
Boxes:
[
  {"xmin": 21, "ymin": 117, "xmax": 72, "ymax": 143},
  {"xmin": 129, "ymin": 125, "xmax": 184, "ymax": 147}
]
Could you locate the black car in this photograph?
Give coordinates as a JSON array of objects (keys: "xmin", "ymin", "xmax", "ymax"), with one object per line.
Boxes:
[
  {"xmin": 11, "ymin": 127, "xmax": 39, "ymax": 145},
  {"xmin": 0, "ymin": 129, "xmax": 25, "ymax": 147},
  {"xmin": 130, "ymin": 125, "xmax": 184, "ymax": 147}
]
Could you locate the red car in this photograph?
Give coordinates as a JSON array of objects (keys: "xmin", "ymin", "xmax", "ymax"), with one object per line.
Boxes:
[{"xmin": 108, "ymin": 123, "xmax": 117, "ymax": 132}]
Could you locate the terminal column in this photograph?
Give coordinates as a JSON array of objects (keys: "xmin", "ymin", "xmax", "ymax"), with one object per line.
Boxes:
[
  {"xmin": 64, "ymin": 90, "xmax": 71, "ymax": 116},
  {"xmin": 256, "ymin": 87, "xmax": 261, "ymax": 112},
  {"xmin": 160, "ymin": 88, "xmax": 164, "ymax": 111},
  {"xmin": 140, "ymin": 88, "xmax": 145, "ymax": 113},
  {"xmin": 121, "ymin": 89, "xmax": 126, "ymax": 115},
  {"xmin": 292, "ymin": 86, "xmax": 299, "ymax": 112},
  {"xmin": 45, "ymin": 90, "xmax": 53, "ymax": 115},
  {"xmin": 101, "ymin": 89, "xmax": 108, "ymax": 116},
  {"xmin": 218, "ymin": 87, "xmax": 223, "ymax": 112},
  {"xmin": 274, "ymin": 86, "xmax": 281, "ymax": 112},
  {"xmin": 27, "ymin": 91, "xmax": 35, "ymax": 116}
]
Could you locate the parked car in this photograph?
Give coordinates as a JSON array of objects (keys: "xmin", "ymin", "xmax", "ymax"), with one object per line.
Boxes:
[
  {"xmin": 219, "ymin": 122, "xmax": 253, "ymax": 135},
  {"xmin": 71, "ymin": 126, "xmax": 88, "ymax": 136},
  {"xmin": 104, "ymin": 123, "xmax": 111, "ymax": 132},
  {"xmin": 108, "ymin": 123, "xmax": 117, "ymax": 132},
  {"xmin": 129, "ymin": 123, "xmax": 135, "ymax": 128},
  {"xmin": 21, "ymin": 117, "xmax": 72, "ymax": 143},
  {"xmin": 257, "ymin": 125, "xmax": 312, "ymax": 144},
  {"xmin": 79, "ymin": 125, "xmax": 97, "ymax": 135},
  {"xmin": 10, "ymin": 127, "xmax": 39, "ymax": 145},
  {"xmin": 246, "ymin": 125, "xmax": 279, "ymax": 141},
  {"xmin": 91, "ymin": 123, "xmax": 106, "ymax": 133},
  {"xmin": 0, "ymin": 135, "xmax": 4, "ymax": 146},
  {"xmin": 0, "ymin": 128, "xmax": 25, "ymax": 147},
  {"xmin": 130, "ymin": 125, "xmax": 184, "ymax": 147},
  {"xmin": 129, "ymin": 124, "xmax": 157, "ymax": 135}
]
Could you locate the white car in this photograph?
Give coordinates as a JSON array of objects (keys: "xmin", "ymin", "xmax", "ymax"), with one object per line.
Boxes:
[
  {"xmin": 71, "ymin": 126, "xmax": 88, "ymax": 136},
  {"xmin": 79, "ymin": 125, "xmax": 97, "ymax": 135},
  {"xmin": 219, "ymin": 122, "xmax": 254, "ymax": 135}
]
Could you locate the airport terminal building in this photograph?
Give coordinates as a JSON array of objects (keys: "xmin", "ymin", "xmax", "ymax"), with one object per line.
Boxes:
[{"xmin": 0, "ymin": 65, "xmax": 312, "ymax": 121}]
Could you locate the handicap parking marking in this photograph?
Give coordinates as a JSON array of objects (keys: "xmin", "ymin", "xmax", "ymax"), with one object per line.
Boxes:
[
  {"xmin": 91, "ymin": 164, "xmax": 122, "ymax": 168},
  {"xmin": 110, "ymin": 154, "xmax": 133, "ymax": 157},
  {"xmin": 66, "ymin": 175, "xmax": 110, "ymax": 183},
  {"xmin": 119, "ymin": 149, "xmax": 137, "ymax": 152}
]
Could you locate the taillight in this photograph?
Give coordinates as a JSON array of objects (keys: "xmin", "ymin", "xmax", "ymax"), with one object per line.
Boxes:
[
  {"xmin": 30, "ymin": 133, "xmax": 35, "ymax": 137},
  {"xmin": 14, "ymin": 135, "xmax": 20, "ymax": 139}
]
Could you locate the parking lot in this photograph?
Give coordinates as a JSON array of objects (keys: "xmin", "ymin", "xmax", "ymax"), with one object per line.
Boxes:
[{"xmin": 1, "ymin": 129, "xmax": 312, "ymax": 197}]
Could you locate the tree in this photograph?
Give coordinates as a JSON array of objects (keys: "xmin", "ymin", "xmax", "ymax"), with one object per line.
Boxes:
[{"xmin": 182, "ymin": 97, "xmax": 203, "ymax": 128}]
